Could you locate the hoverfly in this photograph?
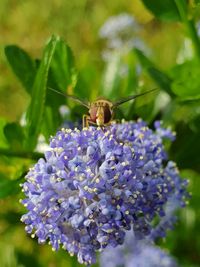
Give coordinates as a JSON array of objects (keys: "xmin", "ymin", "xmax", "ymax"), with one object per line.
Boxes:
[{"xmin": 48, "ymin": 87, "xmax": 157, "ymax": 128}]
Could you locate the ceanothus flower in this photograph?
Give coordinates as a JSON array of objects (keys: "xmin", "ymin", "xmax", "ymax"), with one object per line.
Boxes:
[
  {"xmin": 100, "ymin": 231, "xmax": 179, "ymax": 267},
  {"xmin": 100, "ymin": 160, "xmax": 188, "ymax": 267},
  {"xmin": 21, "ymin": 120, "xmax": 188, "ymax": 265}
]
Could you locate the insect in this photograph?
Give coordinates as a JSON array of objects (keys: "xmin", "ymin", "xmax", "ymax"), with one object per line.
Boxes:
[{"xmin": 48, "ymin": 87, "xmax": 157, "ymax": 128}]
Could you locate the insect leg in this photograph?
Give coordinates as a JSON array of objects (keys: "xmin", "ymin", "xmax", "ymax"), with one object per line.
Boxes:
[
  {"xmin": 83, "ymin": 115, "xmax": 97, "ymax": 128},
  {"xmin": 83, "ymin": 115, "xmax": 89, "ymax": 128}
]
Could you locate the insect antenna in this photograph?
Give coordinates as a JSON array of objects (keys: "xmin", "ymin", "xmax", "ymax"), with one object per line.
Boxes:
[
  {"xmin": 112, "ymin": 88, "xmax": 158, "ymax": 108},
  {"xmin": 48, "ymin": 87, "xmax": 90, "ymax": 108}
]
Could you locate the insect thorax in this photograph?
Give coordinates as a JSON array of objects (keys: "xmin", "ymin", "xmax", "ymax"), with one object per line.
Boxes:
[{"xmin": 92, "ymin": 99, "xmax": 113, "ymax": 107}]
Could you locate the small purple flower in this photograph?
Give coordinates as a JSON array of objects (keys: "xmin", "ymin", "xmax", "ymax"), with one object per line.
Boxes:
[
  {"xmin": 154, "ymin": 121, "xmax": 176, "ymax": 141},
  {"xmin": 100, "ymin": 231, "xmax": 179, "ymax": 267},
  {"xmin": 21, "ymin": 120, "xmax": 188, "ymax": 265}
]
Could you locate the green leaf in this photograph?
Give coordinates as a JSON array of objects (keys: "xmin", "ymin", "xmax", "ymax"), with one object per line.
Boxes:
[
  {"xmin": 3, "ymin": 122, "xmax": 24, "ymax": 151},
  {"xmin": 0, "ymin": 148, "xmax": 42, "ymax": 160},
  {"xmin": 169, "ymin": 60, "xmax": 200, "ymax": 100},
  {"xmin": 45, "ymin": 68, "xmax": 66, "ymax": 127},
  {"xmin": 134, "ymin": 49, "xmax": 173, "ymax": 95},
  {"xmin": 4, "ymin": 45, "xmax": 36, "ymax": 94},
  {"xmin": 148, "ymin": 68, "xmax": 173, "ymax": 93},
  {"xmin": 41, "ymin": 106, "xmax": 61, "ymax": 142},
  {"xmin": 44, "ymin": 39, "xmax": 78, "ymax": 138},
  {"xmin": 0, "ymin": 174, "xmax": 22, "ymax": 199},
  {"xmin": 171, "ymin": 123, "xmax": 200, "ymax": 171},
  {"xmin": 25, "ymin": 35, "xmax": 58, "ymax": 150},
  {"xmin": 134, "ymin": 49, "xmax": 153, "ymax": 67},
  {"xmin": 16, "ymin": 251, "xmax": 42, "ymax": 267},
  {"xmin": 74, "ymin": 66, "xmax": 96, "ymax": 99},
  {"xmin": 141, "ymin": 0, "xmax": 186, "ymax": 22},
  {"xmin": 50, "ymin": 39, "xmax": 78, "ymax": 91}
]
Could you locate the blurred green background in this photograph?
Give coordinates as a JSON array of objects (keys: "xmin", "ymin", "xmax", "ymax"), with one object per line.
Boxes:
[{"xmin": 0, "ymin": 0, "xmax": 200, "ymax": 266}]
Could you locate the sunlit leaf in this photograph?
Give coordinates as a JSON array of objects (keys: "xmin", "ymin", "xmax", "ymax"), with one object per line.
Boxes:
[
  {"xmin": 44, "ymin": 39, "xmax": 79, "ymax": 137},
  {"xmin": 4, "ymin": 45, "xmax": 36, "ymax": 94},
  {"xmin": 25, "ymin": 35, "xmax": 58, "ymax": 150},
  {"xmin": 170, "ymin": 60, "xmax": 200, "ymax": 100},
  {"xmin": 50, "ymin": 39, "xmax": 78, "ymax": 92},
  {"xmin": 45, "ymin": 69, "xmax": 66, "ymax": 134}
]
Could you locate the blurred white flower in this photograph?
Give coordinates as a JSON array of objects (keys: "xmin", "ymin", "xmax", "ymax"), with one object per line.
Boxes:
[
  {"xmin": 99, "ymin": 13, "xmax": 149, "ymax": 81},
  {"xmin": 20, "ymin": 113, "xmax": 27, "ymax": 127},
  {"xmin": 35, "ymin": 135, "xmax": 49, "ymax": 153},
  {"xmin": 176, "ymin": 39, "xmax": 194, "ymax": 64},
  {"xmin": 99, "ymin": 13, "xmax": 147, "ymax": 60},
  {"xmin": 99, "ymin": 13, "xmax": 139, "ymax": 44}
]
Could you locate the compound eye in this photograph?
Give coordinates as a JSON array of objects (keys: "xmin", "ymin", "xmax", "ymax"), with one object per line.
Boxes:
[
  {"xmin": 103, "ymin": 104, "xmax": 112, "ymax": 123},
  {"xmin": 89, "ymin": 106, "xmax": 98, "ymax": 123}
]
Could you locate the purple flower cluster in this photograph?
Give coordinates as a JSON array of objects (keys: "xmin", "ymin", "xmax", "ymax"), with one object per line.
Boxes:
[
  {"xmin": 100, "ymin": 231, "xmax": 179, "ymax": 267},
  {"xmin": 21, "ymin": 120, "xmax": 188, "ymax": 265}
]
